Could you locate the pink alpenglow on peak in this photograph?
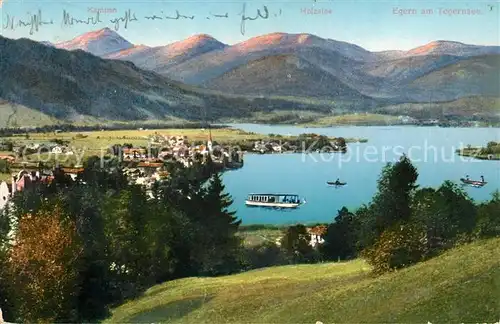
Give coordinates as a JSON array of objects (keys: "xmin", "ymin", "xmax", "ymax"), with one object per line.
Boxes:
[
  {"xmin": 103, "ymin": 33, "xmax": 226, "ymax": 72},
  {"xmin": 106, "ymin": 44, "xmax": 151, "ymax": 59},
  {"xmin": 55, "ymin": 27, "xmax": 134, "ymax": 56},
  {"xmin": 405, "ymin": 40, "xmax": 491, "ymax": 57},
  {"xmin": 169, "ymin": 34, "xmax": 226, "ymax": 52},
  {"xmin": 80, "ymin": 27, "xmax": 116, "ymax": 39},
  {"xmin": 188, "ymin": 34, "xmax": 219, "ymax": 42},
  {"xmin": 407, "ymin": 41, "xmax": 448, "ymax": 55},
  {"xmin": 156, "ymin": 34, "xmax": 226, "ymax": 58},
  {"xmin": 235, "ymin": 32, "xmax": 322, "ymax": 50}
]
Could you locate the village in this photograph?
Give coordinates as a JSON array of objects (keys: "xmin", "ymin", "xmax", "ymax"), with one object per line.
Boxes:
[
  {"xmin": 0, "ymin": 131, "xmax": 247, "ymax": 210},
  {"xmin": 0, "ymin": 130, "xmax": 336, "ymax": 250},
  {"xmin": 0, "ymin": 128, "xmax": 354, "ymax": 209}
]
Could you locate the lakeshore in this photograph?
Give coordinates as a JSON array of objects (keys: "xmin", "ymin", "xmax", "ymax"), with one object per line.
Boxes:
[
  {"xmin": 221, "ymin": 111, "xmax": 500, "ymax": 128},
  {"xmin": 0, "ymin": 127, "xmax": 366, "ymax": 186},
  {"xmin": 456, "ymin": 141, "xmax": 500, "ymax": 160}
]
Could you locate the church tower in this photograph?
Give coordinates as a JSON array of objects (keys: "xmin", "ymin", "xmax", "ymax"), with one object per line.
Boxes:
[{"xmin": 207, "ymin": 125, "xmax": 213, "ymax": 152}]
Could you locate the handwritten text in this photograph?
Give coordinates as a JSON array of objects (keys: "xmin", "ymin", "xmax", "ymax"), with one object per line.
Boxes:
[{"xmin": 3, "ymin": 3, "xmax": 281, "ymax": 36}]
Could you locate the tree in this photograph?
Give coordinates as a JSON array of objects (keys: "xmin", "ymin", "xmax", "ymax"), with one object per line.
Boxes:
[
  {"xmin": 335, "ymin": 137, "xmax": 347, "ymax": 151},
  {"xmin": 144, "ymin": 197, "xmax": 192, "ymax": 283},
  {"xmin": 102, "ymin": 186, "xmax": 151, "ymax": 291},
  {"xmin": 321, "ymin": 207, "xmax": 358, "ymax": 260},
  {"xmin": 62, "ymin": 185, "xmax": 112, "ymax": 322},
  {"xmin": 0, "ymin": 210, "xmax": 12, "ymax": 320},
  {"xmin": 0, "ymin": 252, "xmax": 14, "ymax": 322},
  {"xmin": 410, "ymin": 188, "xmax": 443, "ymax": 253},
  {"xmin": 159, "ymin": 161, "xmax": 209, "ymax": 277},
  {"xmin": 474, "ymin": 191, "xmax": 500, "ymax": 238},
  {"xmin": 0, "ymin": 141, "xmax": 13, "ymax": 151},
  {"xmin": 354, "ymin": 205, "xmax": 378, "ymax": 252},
  {"xmin": 241, "ymin": 241, "xmax": 290, "ymax": 270},
  {"xmin": 280, "ymin": 224, "xmax": 314, "ymax": 263},
  {"xmin": 197, "ymin": 172, "xmax": 242, "ymax": 275},
  {"xmin": 109, "ymin": 144, "xmax": 123, "ymax": 157},
  {"xmin": 411, "ymin": 181, "xmax": 476, "ymax": 255},
  {"xmin": 80, "ymin": 155, "xmax": 127, "ymax": 191},
  {"xmin": 5, "ymin": 204, "xmax": 83, "ymax": 323},
  {"xmin": 51, "ymin": 138, "xmax": 68, "ymax": 146},
  {"xmin": 371, "ymin": 154, "xmax": 418, "ymax": 237},
  {"xmin": 434, "ymin": 181, "xmax": 476, "ymax": 241},
  {"xmin": 0, "ymin": 159, "xmax": 10, "ymax": 173},
  {"xmin": 361, "ymin": 222, "xmax": 426, "ymax": 275}
]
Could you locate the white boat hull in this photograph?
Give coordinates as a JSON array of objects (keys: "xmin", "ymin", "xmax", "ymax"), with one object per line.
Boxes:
[{"xmin": 245, "ymin": 200, "xmax": 300, "ymax": 208}]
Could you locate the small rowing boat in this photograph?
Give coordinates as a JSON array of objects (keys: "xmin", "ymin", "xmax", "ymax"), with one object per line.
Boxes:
[
  {"xmin": 460, "ymin": 177, "xmax": 487, "ymax": 187},
  {"xmin": 327, "ymin": 181, "xmax": 346, "ymax": 186}
]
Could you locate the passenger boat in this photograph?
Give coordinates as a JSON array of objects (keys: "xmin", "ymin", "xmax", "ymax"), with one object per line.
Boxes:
[{"xmin": 245, "ymin": 193, "xmax": 305, "ymax": 209}]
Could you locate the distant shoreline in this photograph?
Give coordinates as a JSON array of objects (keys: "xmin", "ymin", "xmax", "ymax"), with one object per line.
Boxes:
[{"xmin": 456, "ymin": 142, "xmax": 500, "ymax": 161}]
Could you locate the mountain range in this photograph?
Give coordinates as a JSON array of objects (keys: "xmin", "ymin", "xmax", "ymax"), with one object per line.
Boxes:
[
  {"xmin": 1, "ymin": 36, "xmax": 296, "ymax": 124},
  {"xmin": 46, "ymin": 28, "xmax": 500, "ymax": 102},
  {"xmin": 1, "ymin": 29, "xmax": 498, "ymax": 126},
  {"xmin": 2, "ymin": 35, "xmax": 363, "ymax": 125}
]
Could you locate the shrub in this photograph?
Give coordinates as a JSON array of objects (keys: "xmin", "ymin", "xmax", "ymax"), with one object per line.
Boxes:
[
  {"xmin": 280, "ymin": 224, "xmax": 315, "ymax": 263},
  {"xmin": 0, "ymin": 159, "xmax": 10, "ymax": 173},
  {"xmin": 4, "ymin": 205, "xmax": 83, "ymax": 322},
  {"xmin": 0, "ymin": 141, "xmax": 13, "ymax": 151},
  {"xmin": 321, "ymin": 207, "xmax": 357, "ymax": 261},
  {"xmin": 240, "ymin": 241, "xmax": 290, "ymax": 270},
  {"xmin": 50, "ymin": 138, "xmax": 68, "ymax": 146},
  {"xmin": 474, "ymin": 191, "xmax": 500, "ymax": 238},
  {"xmin": 361, "ymin": 222, "xmax": 427, "ymax": 275}
]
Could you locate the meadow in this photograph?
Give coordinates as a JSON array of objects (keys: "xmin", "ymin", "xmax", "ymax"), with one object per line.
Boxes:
[
  {"xmin": 104, "ymin": 237, "xmax": 500, "ymax": 323},
  {"xmin": 238, "ymin": 225, "xmax": 286, "ymax": 247},
  {"xmin": 1, "ymin": 128, "xmax": 267, "ymax": 167},
  {"xmin": 300, "ymin": 113, "xmax": 402, "ymax": 127}
]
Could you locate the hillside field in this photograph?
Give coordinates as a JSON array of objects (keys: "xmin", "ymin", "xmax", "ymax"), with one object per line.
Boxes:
[{"xmin": 105, "ymin": 237, "xmax": 500, "ymax": 323}]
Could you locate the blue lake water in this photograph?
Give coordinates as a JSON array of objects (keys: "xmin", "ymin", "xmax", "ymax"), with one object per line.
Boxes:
[{"xmin": 222, "ymin": 124, "xmax": 500, "ymax": 225}]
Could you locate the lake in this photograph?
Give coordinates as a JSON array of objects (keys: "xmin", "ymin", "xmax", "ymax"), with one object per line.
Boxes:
[{"xmin": 222, "ymin": 124, "xmax": 500, "ymax": 225}]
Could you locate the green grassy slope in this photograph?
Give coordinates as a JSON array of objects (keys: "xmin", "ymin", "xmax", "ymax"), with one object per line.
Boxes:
[
  {"xmin": 378, "ymin": 96, "xmax": 500, "ymax": 120},
  {"xmin": 0, "ymin": 100, "xmax": 60, "ymax": 128},
  {"xmin": 105, "ymin": 238, "xmax": 500, "ymax": 323},
  {"xmin": 300, "ymin": 113, "xmax": 401, "ymax": 126}
]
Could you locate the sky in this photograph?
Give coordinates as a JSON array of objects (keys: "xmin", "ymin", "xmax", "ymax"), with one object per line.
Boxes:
[{"xmin": 1, "ymin": 0, "xmax": 498, "ymax": 51}]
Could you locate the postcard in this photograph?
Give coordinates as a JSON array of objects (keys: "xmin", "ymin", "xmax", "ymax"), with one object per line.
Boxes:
[{"xmin": 0, "ymin": 0, "xmax": 499, "ymax": 323}]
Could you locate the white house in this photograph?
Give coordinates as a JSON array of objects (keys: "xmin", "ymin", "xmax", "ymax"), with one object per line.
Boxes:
[
  {"xmin": 310, "ymin": 233, "xmax": 325, "ymax": 247},
  {"xmin": 307, "ymin": 226, "xmax": 327, "ymax": 248},
  {"xmin": 0, "ymin": 181, "xmax": 10, "ymax": 211},
  {"xmin": 27, "ymin": 143, "xmax": 41, "ymax": 150},
  {"xmin": 123, "ymin": 148, "xmax": 147, "ymax": 160},
  {"xmin": 51, "ymin": 146, "xmax": 64, "ymax": 154},
  {"xmin": 272, "ymin": 143, "xmax": 282, "ymax": 153}
]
